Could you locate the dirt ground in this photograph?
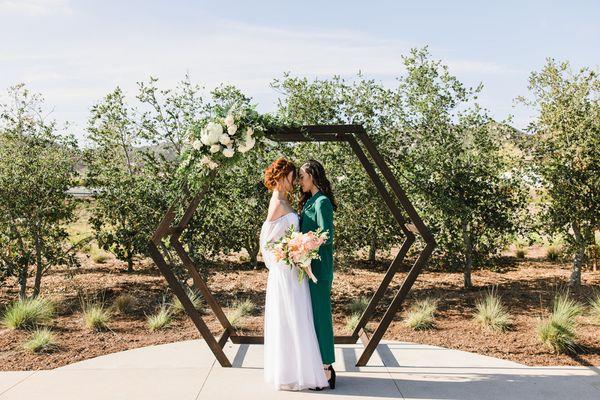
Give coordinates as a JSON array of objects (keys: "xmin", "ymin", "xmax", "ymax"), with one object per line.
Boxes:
[{"xmin": 1, "ymin": 248, "xmax": 599, "ymax": 370}]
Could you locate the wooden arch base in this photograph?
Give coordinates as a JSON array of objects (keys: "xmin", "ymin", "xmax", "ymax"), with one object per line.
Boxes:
[{"xmin": 148, "ymin": 124, "xmax": 436, "ymax": 367}]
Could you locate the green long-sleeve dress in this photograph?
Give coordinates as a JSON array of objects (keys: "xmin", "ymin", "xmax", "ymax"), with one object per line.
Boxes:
[{"xmin": 300, "ymin": 190, "xmax": 335, "ymax": 365}]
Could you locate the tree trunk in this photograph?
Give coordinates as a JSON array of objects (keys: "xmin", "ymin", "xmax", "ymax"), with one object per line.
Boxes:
[
  {"xmin": 12, "ymin": 225, "xmax": 29, "ymax": 300},
  {"xmin": 32, "ymin": 229, "xmax": 43, "ymax": 298},
  {"xmin": 127, "ymin": 256, "xmax": 134, "ymax": 273},
  {"xmin": 249, "ymin": 247, "xmax": 259, "ymax": 269},
  {"xmin": 247, "ymin": 234, "xmax": 260, "ymax": 269},
  {"xmin": 461, "ymin": 218, "xmax": 473, "ymax": 289},
  {"xmin": 368, "ymin": 235, "xmax": 377, "ymax": 262},
  {"xmin": 18, "ymin": 265, "xmax": 27, "ymax": 300},
  {"xmin": 569, "ymin": 221, "xmax": 585, "ymax": 289}
]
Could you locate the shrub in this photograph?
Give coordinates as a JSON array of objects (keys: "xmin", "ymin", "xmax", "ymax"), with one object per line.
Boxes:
[
  {"xmin": 515, "ymin": 247, "xmax": 526, "ymax": 259},
  {"xmin": 537, "ymin": 293, "xmax": 583, "ymax": 353},
  {"xmin": 171, "ymin": 286, "xmax": 204, "ymax": 315},
  {"xmin": 227, "ymin": 298, "xmax": 255, "ymax": 329},
  {"xmin": 405, "ymin": 297, "xmax": 439, "ymax": 330},
  {"xmin": 345, "ymin": 313, "xmax": 361, "ymax": 333},
  {"xmin": 473, "ymin": 289, "xmax": 511, "ymax": 332},
  {"xmin": 347, "ymin": 295, "xmax": 370, "ymax": 315},
  {"xmin": 589, "ymin": 293, "xmax": 600, "ymax": 324},
  {"xmin": 23, "ymin": 327, "xmax": 57, "ymax": 353},
  {"xmin": 82, "ymin": 300, "xmax": 111, "ymax": 331},
  {"xmin": 545, "ymin": 246, "xmax": 561, "ymax": 261},
  {"xmin": 146, "ymin": 305, "xmax": 172, "ymax": 332},
  {"xmin": 90, "ymin": 245, "xmax": 110, "ymax": 263},
  {"xmin": 113, "ymin": 293, "xmax": 136, "ymax": 315},
  {"xmin": 2, "ymin": 297, "xmax": 55, "ymax": 330}
]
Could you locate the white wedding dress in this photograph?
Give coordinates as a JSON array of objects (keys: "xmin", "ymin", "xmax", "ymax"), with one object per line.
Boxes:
[{"xmin": 260, "ymin": 211, "xmax": 329, "ymax": 391}]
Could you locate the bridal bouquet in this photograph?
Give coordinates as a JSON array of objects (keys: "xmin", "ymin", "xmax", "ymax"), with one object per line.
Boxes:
[{"xmin": 267, "ymin": 226, "xmax": 329, "ymax": 284}]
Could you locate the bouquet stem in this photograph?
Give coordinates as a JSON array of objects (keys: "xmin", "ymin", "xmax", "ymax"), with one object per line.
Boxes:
[{"xmin": 305, "ymin": 265, "xmax": 318, "ymax": 283}]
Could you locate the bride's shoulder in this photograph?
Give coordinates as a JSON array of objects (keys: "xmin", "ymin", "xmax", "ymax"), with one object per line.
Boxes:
[
  {"xmin": 287, "ymin": 212, "xmax": 300, "ymax": 230},
  {"xmin": 282, "ymin": 210, "xmax": 298, "ymax": 222},
  {"xmin": 265, "ymin": 200, "xmax": 297, "ymax": 223},
  {"xmin": 283, "ymin": 210, "xmax": 299, "ymax": 226}
]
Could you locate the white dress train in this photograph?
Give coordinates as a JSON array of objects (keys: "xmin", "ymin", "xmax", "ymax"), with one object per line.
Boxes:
[{"xmin": 260, "ymin": 212, "xmax": 329, "ymax": 391}]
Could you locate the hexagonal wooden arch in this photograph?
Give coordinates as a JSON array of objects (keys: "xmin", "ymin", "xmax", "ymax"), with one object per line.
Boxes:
[{"xmin": 148, "ymin": 124, "xmax": 436, "ymax": 367}]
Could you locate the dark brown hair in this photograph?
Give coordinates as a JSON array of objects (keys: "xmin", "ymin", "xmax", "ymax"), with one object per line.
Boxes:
[
  {"xmin": 298, "ymin": 159, "xmax": 338, "ymax": 213},
  {"xmin": 263, "ymin": 157, "xmax": 297, "ymax": 191}
]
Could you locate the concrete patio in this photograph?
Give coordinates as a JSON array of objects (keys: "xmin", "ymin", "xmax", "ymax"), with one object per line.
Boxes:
[{"xmin": 1, "ymin": 339, "xmax": 599, "ymax": 399}]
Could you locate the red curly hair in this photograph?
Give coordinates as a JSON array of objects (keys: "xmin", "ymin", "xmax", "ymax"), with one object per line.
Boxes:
[{"xmin": 264, "ymin": 157, "xmax": 297, "ymax": 191}]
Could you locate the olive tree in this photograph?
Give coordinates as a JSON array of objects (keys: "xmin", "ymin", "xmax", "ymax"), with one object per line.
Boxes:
[
  {"xmin": 389, "ymin": 48, "xmax": 527, "ymax": 288},
  {"xmin": 518, "ymin": 59, "xmax": 599, "ymax": 288},
  {"xmin": 84, "ymin": 85, "xmax": 176, "ymax": 272},
  {"xmin": 271, "ymin": 49, "xmax": 527, "ymax": 288},
  {"xmin": 0, "ymin": 84, "xmax": 79, "ymax": 298},
  {"xmin": 271, "ymin": 73, "xmax": 401, "ymax": 262},
  {"xmin": 85, "ymin": 79, "xmax": 285, "ymax": 273}
]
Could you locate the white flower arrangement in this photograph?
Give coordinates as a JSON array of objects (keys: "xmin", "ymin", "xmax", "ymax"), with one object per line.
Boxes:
[
  {"xmin": 173, "ymin": 102, "xmax": 288, "ymax": 196},
  {"xmin": 180, "ymin": 103, "xmax": 270, "ymax": 173}
]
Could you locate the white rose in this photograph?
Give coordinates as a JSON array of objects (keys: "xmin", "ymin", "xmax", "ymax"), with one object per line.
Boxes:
[
  {"xmin": 205, "ymin": 122, "xmax": 223, "ymax": 144},
  {"xmin": 227, "ymin": 124, "xmax": 237, "ymax": 135},
  {"xmin": 223, "ymin": 146, "xmax": 235, "ymax": 158},
  {"xmin": 242, "ymin": 129, "xmax": 253, "ymax": 143},
  {"xmin": 224, "ymin": 114, "xmax": 235, "ymax": 127},
  {"xmin": 237, "ymin": 136, "xmax": 255, "ymax": 153},
  {"xmin": 219, "ymin": 133, "xmax": 231, "ymax": 146},
  {"xmin": 208, "ymin": 160, "xmax": 219, "ymax": 169},
  {"xmin": 210, "ymin": 144, "xmax": 221, "ymax": 153},
  {"xmin": 246, "ymin": 127, "xmax": 254, "ymax": 136},
  {"xmin": 192, "ymin": 140, "xmax": 202, "ymax": 150},
  {"xmin": 200, "ymin": 155, "xmax": 212, "ymax": 165},
  {"xmin": 199, "ymin": 127, "xmax": 210, "ymax": 145},
  {"xmin": 207, "ymin": 121, "xmax": 223, "ymax": 135}
]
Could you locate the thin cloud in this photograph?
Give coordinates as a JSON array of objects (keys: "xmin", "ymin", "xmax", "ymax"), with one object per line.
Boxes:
[
  {"xmin": 1, "ymin": 15, "xmax": 530, "ymax": 143},
  {"xmin": 0, "ymin": 0, "xmax": 72, "ymax": 16}
]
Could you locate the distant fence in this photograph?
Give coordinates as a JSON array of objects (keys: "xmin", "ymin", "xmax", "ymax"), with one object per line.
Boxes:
[{"xmin": 66, "ymin": 186, "xmax": 100, "ymax": 198}]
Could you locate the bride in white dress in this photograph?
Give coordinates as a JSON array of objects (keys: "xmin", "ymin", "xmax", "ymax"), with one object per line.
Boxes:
[{"xmin": 260, "ymin": 158, "xmax": 329, "ymax": 391}]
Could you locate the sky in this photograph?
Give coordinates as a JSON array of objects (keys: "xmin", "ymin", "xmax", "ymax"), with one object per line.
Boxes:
[{"xmin": 1, "ymin": 0, "xmax": 598, "ymax": 146}]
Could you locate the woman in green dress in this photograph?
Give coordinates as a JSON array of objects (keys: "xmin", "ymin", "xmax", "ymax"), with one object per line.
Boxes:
[{"xmin": 297, "ymin": 159, "xmax": 337, "ymax": 389}]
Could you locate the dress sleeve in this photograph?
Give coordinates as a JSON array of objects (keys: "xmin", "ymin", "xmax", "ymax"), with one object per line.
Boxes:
[
  {"xmin": 260, "ymin": 224, "xmax": 279, "ymax": 271},
  {"xmin": 263, "ymin": 216, "xmax": 296, "ymax": 248},
  {"xmin": 263, "ymin": 224, "xmax": 278, "ymax": 245},
  {"xmin": 315, "ymin": 197, "xmax": 334, "ymax": 246}
]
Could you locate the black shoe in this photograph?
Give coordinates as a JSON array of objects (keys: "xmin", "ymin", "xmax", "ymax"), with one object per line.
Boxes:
[
  {"xmin": 327, "ymin": 365, "xmax": 336, "ymax": 389},
  {"xmin": 309, "ymin": 386, "xmax": 324, "ymax": 391}
]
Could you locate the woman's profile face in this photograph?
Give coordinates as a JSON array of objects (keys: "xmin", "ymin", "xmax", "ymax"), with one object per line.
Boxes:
[
  {"xmin": 298, "ymin": 167, "xmax": 313, "ymax": 193},
  {"xmin": 279, "ymin": 170, "xmax": 295, "ymax": 193},
  {"xmin": 285, "ymin": 170, "xmax": 295, "ymax": 193}
]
